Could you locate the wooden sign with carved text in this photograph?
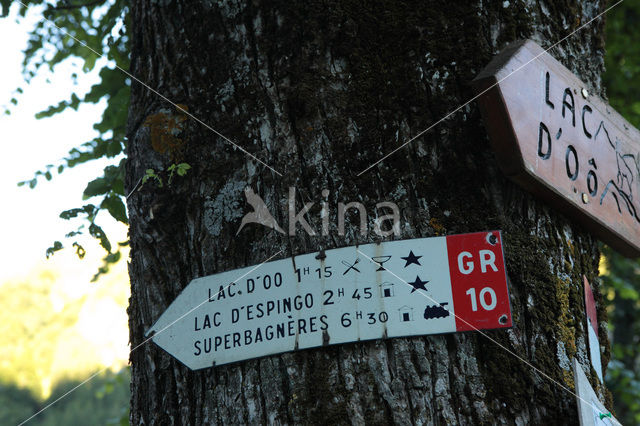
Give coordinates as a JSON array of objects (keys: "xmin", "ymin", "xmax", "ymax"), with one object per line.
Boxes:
[{"xmin": 473, "ymin": 40, "xmax": 640, "ymax": 257}]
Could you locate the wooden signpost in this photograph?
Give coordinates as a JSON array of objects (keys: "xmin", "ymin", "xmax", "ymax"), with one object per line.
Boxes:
[{"xmin": 473, "ymin": 40, "xmax": 640, "ymax": 257}]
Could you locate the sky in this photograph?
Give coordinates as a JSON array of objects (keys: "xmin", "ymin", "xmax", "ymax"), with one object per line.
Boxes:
[{"xmin": 0, "ymin": 3, "xmax": 130, "ymax": 393}]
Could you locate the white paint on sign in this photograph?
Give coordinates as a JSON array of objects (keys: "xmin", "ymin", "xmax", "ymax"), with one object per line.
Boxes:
[
  {"xmin": 146, "ymin": 231, "xmax": 512, "ymax": 370},
  {"xmin": 573, "ymin": 358, "xmax": 621, "ymax": 426},
  {"xmin": 584, "ymin": 277, "xmax": 603, "ymax": 382},
  {"xmin": 587, "ymin": 325, "xmax": 603, "ymax": 382}
]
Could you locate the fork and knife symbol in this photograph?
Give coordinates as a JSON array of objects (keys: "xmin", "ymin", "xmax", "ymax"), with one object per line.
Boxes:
[{"xmin": 342, "ymin": 258, "xmax": 361, "ymax": 275}]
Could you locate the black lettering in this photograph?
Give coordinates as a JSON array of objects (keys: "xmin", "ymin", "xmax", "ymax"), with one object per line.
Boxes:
[
  {"xmin": 265, "ymin": 325, "xmax": 274, "ymax": 340},
  {"xmin": 233, "ymin": 332, "xmax": 241, "ymax": 347},
  {"xmin": 263, "ymin": 275, "xmax": 271, "ymax": 289},
  {"xmin": 205, "ymin": 337, "xmax": 212, "ymax": 354},
  {"xmin": 538, "ymin": 122, "xmax": 552, "ymax": 160},
  {"xmin": 320, "ymin": 315, "xmax": 329, "ymax": 330},
  {"xmin": 194, "ymin": 317, "xmax": 201, "ymax": 331},
  {"xmin": 582, "ymin": 105, "xmax": 593, "ymax": 138},
  {"xmin": 305, "ymin": 293, "xmax": 314, "ymax": 308},
  {"xmin": 232, "ymin": 308, "xmax": 239, "ymax": 323},
  {"xmin": 323, "ymin": 290, "xmax": 334, "ymax": 305},
  {"xmin": 244, "ymin": 329, "xmax": 252, "ymax": 345},
  {"xmin": 282, "ymin": 298, "xmax": 291, "ymax": 313},
  {"xmin": 288, "ymin": 320, "xmax": 296, "ymax": 336},
  {"xmin": 217, "ymin": 285, "xmax": 226, "ymax": 300},
  {"xmin": 194, "ymin": 340, "xmax": 201, "ymax": 356},
  {"xmin": 566, "ymin": 145, "xmax": 579, "ymax": 181},
  {"xmin": 203, "ymin": 314, "xmax": 211, "ymax": 329},
  {"xmin": 562, "ymin": 88, "xmax": 575, "ymax": 126},
  {"xmin": 545, "ymin": 71, "xmax": 554, "ymax": 109},
  {"xmin": 294, "ymin": 295, "xmax": 303, "ymax": 310},
  {"xmin": 588, "ymin": 170, "xmax": 598, "ymax": 196},
  {"xmin": 246, "ymin": 305, "xmax": 254, "ymax": 320},
  {"xmin": 255, "ymin": 327, "xmax": 263, "ymax": 343},
  {"xmin": 246, "ymin": 278, "xmax": 255, "ymax": 293},
  {"xmin": 224, "ymin": 333, "xmax": 231, "ymax": 349},
  {"xmin": 309, "ymin": 316, "xmax": 317, "ymax": 332},
  {"xmin": 298, "ymin": 318, "xmax": 307, "ymax": 334},
  {"xmin": 213, "ymin": 312, "xmax": 221, "ymax": 327},
  {"xmin": 267, "ymin": 300, "xmax": 275, "ymax": 315},
  {"xmin": 276, "ymin": 323, "xmax": 285, "ymax": 338},
  {"xmin": 214, "ymin": 336, "xmax": 222, "ymax": 351}
]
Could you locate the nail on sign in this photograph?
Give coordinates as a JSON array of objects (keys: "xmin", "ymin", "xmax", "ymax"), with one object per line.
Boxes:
[
  {"xmin": 146, "ymin": 231, "xmax": 512, "ymax": 370},
  {"xmin": 474, "ymin": 40, "xmax": 640, "ymax": 257}
]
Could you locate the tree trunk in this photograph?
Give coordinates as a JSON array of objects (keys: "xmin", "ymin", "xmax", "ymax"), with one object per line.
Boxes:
[{"xmin": 126, "ymin": 0, "xmax": 611, "ymax": 424}]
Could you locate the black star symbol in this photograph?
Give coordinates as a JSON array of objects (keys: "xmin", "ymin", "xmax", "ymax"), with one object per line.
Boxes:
[
  {"xmin": 408, "ymin": 276, "xmax": 428, "ymax": 293},
  {"xmin": 401, "ymin": 250, "xmax": 422, "ymax": 267}
]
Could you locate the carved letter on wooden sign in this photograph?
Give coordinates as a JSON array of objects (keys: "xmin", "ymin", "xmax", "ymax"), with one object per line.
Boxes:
[{"xmin": 473, "ymin": 40, "xmax": 640, "ymax": 257}]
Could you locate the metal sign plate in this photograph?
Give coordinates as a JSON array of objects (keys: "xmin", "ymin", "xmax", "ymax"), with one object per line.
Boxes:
[
  {"xmin": 473, "ymin": 40, "xmax": 640, "ymax": 257},
  {"xmin": 573, "ymin": 358, "xmax": 621, "ymax": 426},
  {"xmin": 147, "ymin": 231, "xmax": 512, "ymax": 370},
  {"xmin": 583, "ymin": 277, "xmax": 603, "ymax": 382}
]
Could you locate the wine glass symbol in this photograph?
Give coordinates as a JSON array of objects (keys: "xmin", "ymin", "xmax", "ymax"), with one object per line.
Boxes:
[{"xmin": 371, "ymin": 255, "xmax": 392, "ymax": 271}]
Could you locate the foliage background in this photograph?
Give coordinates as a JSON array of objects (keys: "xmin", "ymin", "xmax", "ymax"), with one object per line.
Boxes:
[
  {"xmin": 1, "ymin": 0, "xmax": 638, "ymax": 423},
  {"xmin": 601, "ymin": 1, "xmax": 640, "ymax": 423}
]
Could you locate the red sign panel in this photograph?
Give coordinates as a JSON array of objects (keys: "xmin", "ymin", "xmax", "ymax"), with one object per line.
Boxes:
[
  {"xmin": 584, "ymin": 276, "xmax": 598, "ymax": 336},
  {"xmin": 446, "ymin": 231, "xmax": 512, "ymax": 332}
]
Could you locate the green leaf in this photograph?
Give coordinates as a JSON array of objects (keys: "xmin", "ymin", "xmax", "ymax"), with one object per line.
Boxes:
[
  {"xmin": 91, "ymin": 250, "xmax": 122, "ymax": 282},
  {"xmin": 167, "ymin": 162, "xmax": 191, "ymax": 185},
  {"xmin": 83, "ymin": 53, "xmax": 98, "ymax": 72},
  {"xmin": 101, "ymin": 195, "xmax": 128, "ymax": 224},
  {"xmin": 105, "ymin": 139, "xmax": 123, "ymax": 157},
  {"xmin": 65, "ymin": 230, "xmax": 83, "ymax": 238},
  {"xmin": 176, "ymin": 163, "xmax": 191, "ymax": 176},
  {"xmin": 83, "ymin": 177, "xmax": 110, "ymax": 199},
  {"xmin": 89, "ymin": 223, "xmax": 111, "ymax": 253},
  {"xmin": 59, "ymin": 204, "xmax": 96, "ymax": 220},
  {"xmin": 142, "ymin": 169, "xmax": 162, "ymax": 187},
  {"xmin": 45, "ymin": 241, "xmax": 63, "ymax": 259},
  {"xmin": 72, "ymin": 242, "xmax": 86, "ymax": 259},
  {"xmin": 35, "ymin": 93, "xmax": 82, "ymax": 119},
  {"xmin": 0, "ymin": 0, "xmax": 11, "ymax": 18}
]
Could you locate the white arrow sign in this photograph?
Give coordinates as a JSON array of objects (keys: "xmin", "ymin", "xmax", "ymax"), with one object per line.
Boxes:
[{"xmin": 147, "ymin": 231, "xmax": 512, "ymax": 370}]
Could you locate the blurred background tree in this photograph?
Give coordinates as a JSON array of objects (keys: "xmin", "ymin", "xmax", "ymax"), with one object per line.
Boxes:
[
  {"xmin": 3, "ymin": 0, "xmax": 130, "ymax": 281},
  {"xmin": 601, "ymin": 1, "xmax": 640, "ymax": 424},
  {"xmin": 0, "ymin": 369, "xmax": 130, "ymax": 426},
  {"xmin": 0, "ymin": 259, "xmax": 130, "ymax": 425},
  {"xmin": 1, "ymin": 0, "xmax": 639, "ymax": 423}
]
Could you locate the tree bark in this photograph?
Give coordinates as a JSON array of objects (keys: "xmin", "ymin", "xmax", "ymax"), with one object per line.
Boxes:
[{"xmin": 126, "ymin": 0, "xmax": 611, "ymax": 424}]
